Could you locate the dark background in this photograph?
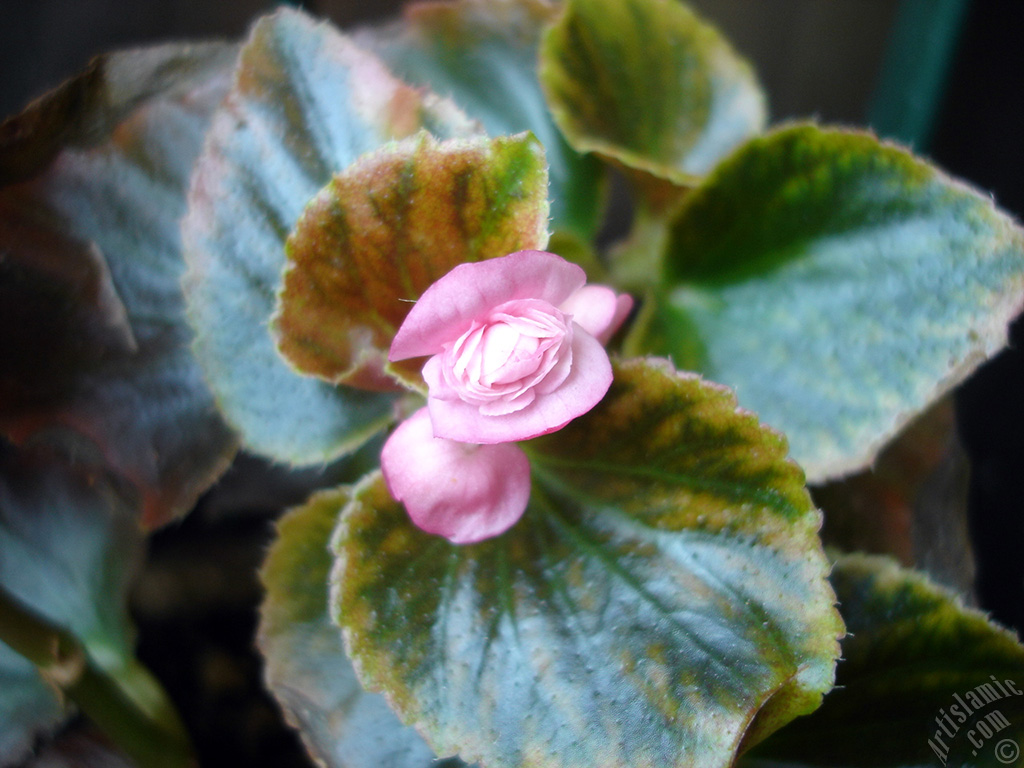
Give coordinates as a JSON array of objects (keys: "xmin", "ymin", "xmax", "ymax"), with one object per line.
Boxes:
[
  {"xmin": 931, "ymin": 0, "xmax": 1024, "ymax": 637},
  {"xmin": 0, "ymin": 0, "xmax": 901, "ymax": 123},
  {"xmin": 2, "ymin": 0, "xmax": 1022, "ymax": 764}
]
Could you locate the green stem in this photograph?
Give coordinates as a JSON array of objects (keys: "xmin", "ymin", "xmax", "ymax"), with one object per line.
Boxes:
[
  {"xmin": 0, "ymin": 587, "xmax": 195, "ymax": 768},
  {"xmin": 608, "ymin": 207, "xmax": 673, "ymax": 293}
]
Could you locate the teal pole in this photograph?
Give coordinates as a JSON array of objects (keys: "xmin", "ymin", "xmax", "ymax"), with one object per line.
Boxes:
[{"xmin": 867, "ymin": 0, "xmax": 971, "ymax": 150}]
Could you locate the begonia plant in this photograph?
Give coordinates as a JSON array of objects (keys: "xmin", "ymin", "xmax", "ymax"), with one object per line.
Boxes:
[{"xmin": 1, "ymin": 1, "xmax": 1024, "ymax": 767}]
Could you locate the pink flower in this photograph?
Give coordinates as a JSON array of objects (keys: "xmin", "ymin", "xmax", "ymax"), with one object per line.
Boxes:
[
  {"xmin": 389, "ymin": 250, "xmax": 631, "ymax": 443},
  {"xmin": 380, "ymin": 408, "xmax": 531, "ymax": 544},
  {"xmin": 381, "ymin": 250, "xmax": 631, "ymax": 543}
]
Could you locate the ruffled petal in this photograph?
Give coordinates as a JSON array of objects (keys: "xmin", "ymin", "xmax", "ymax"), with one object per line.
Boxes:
[
  {"xmin": 427, "ymin": 328, "xmax": 612, "ymax": 444},
  {"xmin": 390, "ymin": 251, "xmax": 586, "ymax": 361},
  {"xmin": 380, "ymin": 408, "xmax": 532, "ymax": 543}
]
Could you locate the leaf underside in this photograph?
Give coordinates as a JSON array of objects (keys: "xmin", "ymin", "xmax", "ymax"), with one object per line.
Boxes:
[{"xmin": 0, "ymin": 42, "xmax": 239, "ymax": 527}]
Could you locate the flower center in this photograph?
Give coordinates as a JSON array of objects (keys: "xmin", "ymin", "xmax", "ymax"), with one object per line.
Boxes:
[{"xmin": 441, "ymin": 298, "xmax": 573, "ymax": 415}]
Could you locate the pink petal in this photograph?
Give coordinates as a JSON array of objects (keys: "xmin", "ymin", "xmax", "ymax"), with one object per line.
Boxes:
[
  {"xmin": 559, "ymin": 285, "xmax": 634, "ymax": 344},
  {"xmin": 390, "ymin": 251, "xmax": 586, "ymax": 361},
  {"xmin": 422, "ymin": 354, "xmax": 456, "ymax": 398},
  {"xmin": 426, "ymin": 328, "xmax": 612, "ymax": 444},
  {"xmin": 606, "ymin": 294, "xmax": 635, "ymax": 343},
  {"xmin": 380, "ymin": 408, "xmax": 531, "ymax": 544}
]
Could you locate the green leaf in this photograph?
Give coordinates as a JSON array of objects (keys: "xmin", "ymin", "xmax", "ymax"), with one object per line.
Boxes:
[
  {"xmin": 334, "ymin": 358, "xmax": 842, "ymax": 768},
  {"xmin": 356, "ymin": 0, "xmax": 605, "ymax": 241},
  {"xmin": 750, "ymin": 553, "xmax": 1024, "ymax": 768},
  {"xmin": 0, "ymin": 642, "xmax": 65, "ymax": 767},
  {"xmin": 258, "ymin": 486, "xmax": 460, "ymax": 768},
  {"xmin": 539, "ymin": 0, "xmax": 766, "ymax": 184},
  {"xmin": 644, "ymin": 124, "xmax": 1024, "ymax": 482},
  {"xmin": 275, "ymin": 131, "xmax": 549, "ymax": 391},
  {"xmin": 0, "ymin": 443, "xmax": 191, "ymax": 766},
  {"xmin": 0, "ymin": 450, "xmax": 140, "ymax": 661},
  {"xmin": 183, "ymin": 8, "xmax": 481, "ymax": 465},
  {"xmin": 0, "ymin": 43, "xmax": 239, "ymax": 527}
]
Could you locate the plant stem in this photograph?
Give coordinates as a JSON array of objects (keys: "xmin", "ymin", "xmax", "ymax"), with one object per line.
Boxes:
[{"xmin": 0, "ymin": 586, "xmax": 196, "ymax": 768}]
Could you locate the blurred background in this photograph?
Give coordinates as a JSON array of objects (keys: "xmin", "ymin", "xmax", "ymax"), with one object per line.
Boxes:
[
  {"xmin": 2, "ymin": 0, "xmax": 901, "ymax": 125},
  {"xmin": 2, "ymin": 0, "xmax": 1022, "ymax": 764}
]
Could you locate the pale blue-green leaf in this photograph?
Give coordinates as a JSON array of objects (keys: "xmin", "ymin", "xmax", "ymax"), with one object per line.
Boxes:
[
  {"xmin": 182, "ymin": 8, "xmax": 480, "ymax": 465},
  {"xmin": 14, "ymin": 727, "xmax": 141, "ymax": 768},
  {"xmin": 649, "ymin": 124, "xmax": 1024, "ymax": 481},
  {"xmin": 258, "ymin": 486, "xmax": 467, "ymax": 768},
  {"xmin": 356, "ymin": 0, "xmax": 605, "ymax": 241},
  {"xmin": 0, "ymin": 443, "xmax": 147, "ymax": 763},
  {"xmin": 0, "ymin": 445, "xmax": 142, "ymax": 674},
  {"xmin": 335, "ymin": 360, "xmax": 843, "ymax": 768}
]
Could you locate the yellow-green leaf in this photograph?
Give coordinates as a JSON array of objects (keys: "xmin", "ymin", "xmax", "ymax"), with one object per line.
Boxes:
[
  {"xmin": 540, "ymin": 0, "xmax": 766, "ymax": 185},
  {"xmin": 751, "ymin": 553, "xmax": 1024, "ymax": 768},
  {"xmin": 334, "ymin": 358, "xmax": 842, "ymax": 768},
  {"xmin": 274, "ymin": 132, "xmax": 549, "ymax": 391},
  {"xmin": 259, "ymin": 487, "xmax": 448, "ymax": 768}
]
